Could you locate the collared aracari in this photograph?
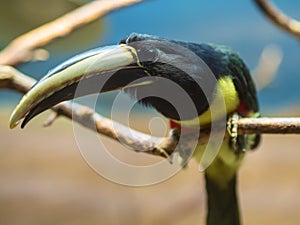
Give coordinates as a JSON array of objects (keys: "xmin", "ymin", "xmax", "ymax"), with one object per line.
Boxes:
[{"xmin": 9, "ymin": 33, "xmax": 260, "ymax": 225}]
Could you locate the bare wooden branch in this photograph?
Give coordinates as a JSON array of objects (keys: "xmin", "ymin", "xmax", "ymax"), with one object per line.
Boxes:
[
  {"xmin": 52, "ymin": 102, "xmax": 181, "ymax": 160},
  {"xmin": 254, "ymin": 0, "xmax": 300, "ymax": 39},
  {"xmin": 0, "ymin": 65, "xmax": 179, "ymax": 159},
  {"xmin": 1, "ymin": 66, "xmax": 300, "ymax": 161},
  {"xmin": 0, "ymin": 0, "xmax": 141, "ymax": 66},
  {"xmin": 0, "ymin": 65, "xmax": 36, "ymax": 92},
  {"xmin": 238, "ymin": 117, "xmax": 300, "ymax": 134}
]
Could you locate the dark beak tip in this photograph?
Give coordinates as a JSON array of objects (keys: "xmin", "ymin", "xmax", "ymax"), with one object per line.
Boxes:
[
  {"xmin": 20, "ymin": 121, "xmax": 26, "ymax": 129},
  {"xmin": 20, "ymin": 113, "xmax": 34, "ymax": 129}
]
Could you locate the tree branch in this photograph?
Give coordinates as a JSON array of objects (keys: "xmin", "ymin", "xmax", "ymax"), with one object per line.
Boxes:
[
  {"xmin": 238, "ymin": 117, "xmax": 300, "ymax": 134},
  {"xmin": 1, "ymin": 66, "xmax": 300, "ymax": 161},
  {"xmin": 0, "ymin": 0, "xmax": 142, "ymax": 66},
  {"xmin": 254, "ymin": 0, "xmax": 300, "ymax": 39},
  {"xmin": 0, "ymin": 65, "xmax": 180, "ymax": 159}
]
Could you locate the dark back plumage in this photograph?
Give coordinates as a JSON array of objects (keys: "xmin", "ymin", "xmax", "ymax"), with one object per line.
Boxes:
[{"xmin": 121, "ymin": 33, "xmax": 259, "ymax": 120}]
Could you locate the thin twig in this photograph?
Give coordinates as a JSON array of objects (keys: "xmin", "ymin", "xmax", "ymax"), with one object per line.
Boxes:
[
  {"xmin": 0, "ymin": 0, "xmax": 142, "ymax": 66},
  {"xmin": 254, "ymin": 0, "xmax": 300, "ymax": 39}
]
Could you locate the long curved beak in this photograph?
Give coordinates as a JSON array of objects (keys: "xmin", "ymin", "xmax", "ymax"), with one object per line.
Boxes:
[{"xmin": 9, "ymin": 44, "xmax": 151, "ymax": 129}]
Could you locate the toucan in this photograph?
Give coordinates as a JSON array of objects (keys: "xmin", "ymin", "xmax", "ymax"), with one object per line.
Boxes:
[{"xmin": 9, "ymin": 33, "xmax": 260, "ymax": 225}]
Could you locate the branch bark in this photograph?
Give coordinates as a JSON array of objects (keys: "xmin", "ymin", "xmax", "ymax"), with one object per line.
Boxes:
[
  {"xmin": 238, "ymin": 117, "xmax": 300, "ymax": 134},
  {"xmin": 0, "ymin": 0, "xmax": 142, "ymax": 66},
  {"xmin": 254, "ymin": 0, "xmax": 300, "ymax": 39},
  {"xmin": 0, "ymin": 65, "xmax": 179, "ymax": 159},
  {"xmin": 1, "ymin": 66, "xmax": 300, "ymax": 161}
]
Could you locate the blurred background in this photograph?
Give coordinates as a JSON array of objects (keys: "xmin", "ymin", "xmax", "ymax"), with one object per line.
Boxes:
[{"xmin": 0, "ymin": 0, "xmax": 300, "ymax": 224}]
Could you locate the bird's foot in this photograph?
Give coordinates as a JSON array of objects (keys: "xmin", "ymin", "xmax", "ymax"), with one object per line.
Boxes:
[
  {"xmin": 153, "ymin": 128, "xmax": 181, "ymax": 164},
  {"xmin": 227, "ymin": 113, "xmax": 247, "ymax": 155}
]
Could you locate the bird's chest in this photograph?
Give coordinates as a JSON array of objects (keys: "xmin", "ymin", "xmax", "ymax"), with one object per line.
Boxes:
[{"xmin": 170, "ymin": 76, "xmax": 240, "ymax": 127}]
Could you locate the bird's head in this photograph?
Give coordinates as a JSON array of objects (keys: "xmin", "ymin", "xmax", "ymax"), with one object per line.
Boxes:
[{"xmin": 9, "ymin": 33, "xmax": 217, "ymax": 129}]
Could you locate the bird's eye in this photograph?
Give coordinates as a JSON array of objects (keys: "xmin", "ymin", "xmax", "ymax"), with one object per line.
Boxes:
[{"xmin": 136, "ymin": 48, "xmax": 159, "ymax": 64}]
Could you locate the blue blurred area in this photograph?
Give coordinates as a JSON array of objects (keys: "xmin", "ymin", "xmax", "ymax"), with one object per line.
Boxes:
[{"xmin": 1, "ymin": 0, "xmax": 300, "ymax": 114}]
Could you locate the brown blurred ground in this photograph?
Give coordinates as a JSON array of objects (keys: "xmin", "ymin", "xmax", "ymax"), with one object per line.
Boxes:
[{"xmin": 0, "ymin": 109, "xmax": 299, "ymax": 225}]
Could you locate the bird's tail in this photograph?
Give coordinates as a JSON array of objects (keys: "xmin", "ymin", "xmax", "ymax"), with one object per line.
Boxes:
[{"xmin": 205, "ymin": 173, "xmax": 240, "ymax": 225}]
